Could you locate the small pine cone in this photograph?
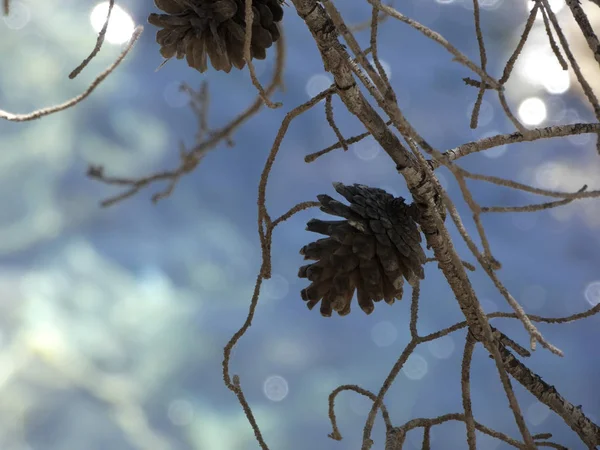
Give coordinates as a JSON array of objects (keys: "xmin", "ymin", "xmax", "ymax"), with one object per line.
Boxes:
[
  {"xmin": 298, "ymin": 183, "xmax": 426, "ymax": 317},
  {"xmin": 148, "ymin": 0, "xmax": 284, "ymax": 73}
]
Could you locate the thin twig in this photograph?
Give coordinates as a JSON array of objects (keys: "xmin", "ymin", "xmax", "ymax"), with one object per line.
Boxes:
[
  {"xmin": 305, "ymin": 120, "xmax": 393, "ymax": 162},
  {"xmin": 69, "ymin": 0, "xmax": 115, "ymax": 79},
  {"xmin": 409, "ymin": 281, "xmax": 420, "ymax": 339},
  {"xmin": 0, "ymin": 26, "xmax": 143, "ymax": 122},
  {"xmin": 539, "ymin": 0, "xmax": 600, "ymax": 153},
  {"xmin": 367, "ymin": 0, "xmax": 500, "ymax": 89},
  {"xmin": 482, "ymin": 186, "xmax": 587, "ymax": 213},
  {"xmin": 325, "ymin": 93, "xmax": 348, "ymax": 151},
  {"xmin": 327, "ymin": 385, "xmax": 393, "ymax": 441},
  {"xmin": 91, "ymin": 36, "xmax": 286, "ymax": 206},
  {"xmin": 565, "ymin": 0, "xmax": 600, "ymax": 68},
  {"xmin": 469, "ymin": 0, "xmax": 488, "ymax": 130},
  {"xmin": 539, "ymin": 4, "xmax": 568, "ymax": 70},
  {"xmin": 461, "ymin": 333, "xmax": 478, "ymax": 450},
  {"xmin": 242, "ymin": 0, "xmax": 281, "ymax": 108},
  {"xmin": 500, "ymin": 3, "xmax": 539, "ymax": 84}
]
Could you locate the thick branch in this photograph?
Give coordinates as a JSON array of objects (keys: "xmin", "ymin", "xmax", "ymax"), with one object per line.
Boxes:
[
  {"xmin": 291, "ymin": 1, "xmax": 600, "ymax": 448},
  {"xmin": 292, "ymin": 0, "xmax": 411, "ymax": 170},
  {"xmin": 498, "ymin": 345, "xmax": 600, "ymax": 449}
]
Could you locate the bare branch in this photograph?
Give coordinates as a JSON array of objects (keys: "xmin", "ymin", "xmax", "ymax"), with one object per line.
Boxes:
[
  {"xmin": 324, "ymin": 93, "xmax": 348, "ymax": 151},
  {"xmin": 69, "ymin": 0, "xmax": 115, "ymax": 79},
  {"xmin": 500, "ymin": 3, "xmax": 539, "ymax": 84},
  {"xmin": 461, "ymin": 333, "xmax": 478, "ymax": 450},
  {"xmin": 566, "ymin": 0, "xmax": 600, "ymax": 69},
  {"xmin": 440, "ymin": 123, "xmax": 600, "ymax": 165},
  {"xmin": 91, "ymin": 36, "xmax": 286, "ymax": 206},
  {"xmin": 0, "ymin": 26, "xmax": 143, "ymax": 122},
  {"xmin": 327, "ymin": 385, "xmax": 393, "ymax": 441},
  {"xmin": 482, "ymin": 186, "xmax": 588, "ymax": 213}
]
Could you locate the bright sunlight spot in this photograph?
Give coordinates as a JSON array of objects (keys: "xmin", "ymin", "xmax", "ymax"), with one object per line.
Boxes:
[
  {"xmin": 518, "ymin": 47, "xmax": 571, "ymax": 94},
  {"xmin": 528, "ymin": 0, "xmax": 565, "ymax": 19},
  {"xmin": 90, "ymin": 2, "xmax": 135, "ymax": 45},
  {"xmin": 518, "ymin": 97, "xmax": 547, "ymax": 125}
]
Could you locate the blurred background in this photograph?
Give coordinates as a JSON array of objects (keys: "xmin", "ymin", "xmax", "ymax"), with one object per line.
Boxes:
[{"xmin": 0, "ymin": 0, "xmax": 599, "ymax": 449}]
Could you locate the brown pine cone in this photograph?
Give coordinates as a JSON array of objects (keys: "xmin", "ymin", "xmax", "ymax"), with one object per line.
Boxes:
[
  {"xmin": 148, "ymin": 0, "xmax": 284, "ymax": 73},
  {"xmin": 298, "ymin": 183, "xmax": 426, "ymax": 317}
]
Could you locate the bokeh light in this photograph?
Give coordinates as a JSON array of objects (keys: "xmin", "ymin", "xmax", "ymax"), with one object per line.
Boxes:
[
  {"xmin": 479, "ymin": 297, "xmax": 498, "ymax": 312},
  {"xmin": 480, "ymin": 0, "xmax": 504, "ymax": 10},
  {"xmin": 352, "ymin": 137, "xmax": 381, "ymax": 161},
  {"xmin": 533, "ymin": 161, "xmax": 582, "ymax": 191},
  {"xmin": 528, "ymin": 0, "xmax": 565, "ymax": 18},
  {"xmin": 518, "ymin": 97, "xmax": 547, "ymax": 125},
  {"xmin": 371, "ymin": 320, "xmax": 398, "ymax": 347},
  {"xmin": 3, "ymin": 1, "xmax": 30, "ymax": 30},
  {"xmin": 305, "ymin": 73, "xmax": 332, "ymax": 98},
  {"xmin": 526, "ymin": 401, "xmax": 551, "ymax": 426},
  {"xmin": 466, "ymin": 99, "xmax": 494, "ymax": 127},
  {"xmin": 2, "ymin": 2, "xmax": 598, "ymax": 448},
  {"xmin": 478, "ymin": 130, "xmax": 507, "ymax": 159},
  {"xmin": 90, "ymin": 2, "xmax": 135, "ymax": 45},
  {"xmin": 543, "ymin": 68, "xmax": 570, "ymax": 94},
  {"xmin": 584, "ymin": 281, "xmax": 600, "ymax": 307},
  {"xmin": 402, "ymin": 353, "xmax": 428, "ymax": 380},
  {"xmin": 349, "ymin": 393, "xmax": 372, "ymax": 416},
  {"xmin": 262, "ymin": 273, "xmax": 289, "ymax": 301},
  {"xmin": 368, "ymin": 58, "xmax": 392, "ymax": 81},
  {"xmin": 517, "ymin": 46, "xmax": 570, "ymax": 94},
  {"xmin": 263, "ymin": 375, "xmax": 289, "ymax": 402},
  {"xmin": 427, "ymin": 335, "xmax": 455, "ymax": 359},
  {"xmin": 163, "ymin": 82, "xmax": 190, "ymax": 108},
  {"xmin": 168, "ymin": 399, "xmax": 195, "ymax": 426}
]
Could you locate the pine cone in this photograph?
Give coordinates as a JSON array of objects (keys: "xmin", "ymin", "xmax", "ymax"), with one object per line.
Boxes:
[
  {"xmin": 148, "ymin": 0, "xmax": 284, "ymax": 73},
  {"xmin": 298, "ymin": 183, "xmax": 427, "ymax": 317}
]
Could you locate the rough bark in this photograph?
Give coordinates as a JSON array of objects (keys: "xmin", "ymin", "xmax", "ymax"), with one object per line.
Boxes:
[{"xmin": 290, "ymin": 0, "xmax": 600, "ymax": 447}]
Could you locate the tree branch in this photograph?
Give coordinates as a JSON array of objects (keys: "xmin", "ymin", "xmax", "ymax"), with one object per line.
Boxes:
[{"xmin": 291, "ymin": 0, "xmax": 600, "ymax": 447}]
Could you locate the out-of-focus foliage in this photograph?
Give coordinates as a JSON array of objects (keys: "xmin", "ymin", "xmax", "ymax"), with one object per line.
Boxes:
[{"xmin": 1, "ymin": 0, "xmax": 599, "ymax": 449}]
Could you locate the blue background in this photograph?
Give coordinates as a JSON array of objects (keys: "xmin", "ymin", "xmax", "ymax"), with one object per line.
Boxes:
[{"xmin": 0, "ymin": 0, "xmax": 599, "ymax": 449}]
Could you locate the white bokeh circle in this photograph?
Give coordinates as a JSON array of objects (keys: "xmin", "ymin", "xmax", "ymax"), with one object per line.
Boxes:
[
  {"xmin": 427, "ymin": 335, "xmax": 455, "ymax": 359},
  {"xmin": 167, "ymin": 399, "xmax": 195, "ymax": 426},
  {"xmin": 305, "ymin": 74, "xmax": 332, "ymax": 98},
  {"xmin": 402, "ymin": 354, "xmax": 429, "ymax": 380},
  {"xmin": 371, "ymin": 321, "xmax": 398, "ymax": 347},
  {"xmin": 262, "ymin": 273, "xmax": 289, "ymax": 301},
  {"xmin": 3, "ymin": 1, "xmax": 30, "ymax": 30},
  {"xmin": 518, "ymin": 97, "xmax": 547, "ymax": 126},
  {"xmin": 263, "ymin": 375, "xmax": 289, "ymax": 402},
  {"xmin": 584, "ymin": 281, "xmax": 600, "ymax": 307},
  {"xmin": 526, "ymin": 401, "xmax": 551, "ymax": 426},
  {"xmin": 90, "ymin": 2, "xmax": 135, "ymax": 45}
]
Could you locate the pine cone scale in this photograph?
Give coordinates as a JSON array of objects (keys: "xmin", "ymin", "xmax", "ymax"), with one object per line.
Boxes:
[
  {"xmin": 212, "ymin": 0, "xmax": 237, "ymax": 21},
  {"xmin": 155, "ymin": 0, "xmax": 185, "ymax": 14},
  {"xmin": 148, "ymin": 13, "xmax": 188, "ymax": 27},
  {"xmin": 149, "ymin": 0, "xmax": 284, "ymax": 73}
]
